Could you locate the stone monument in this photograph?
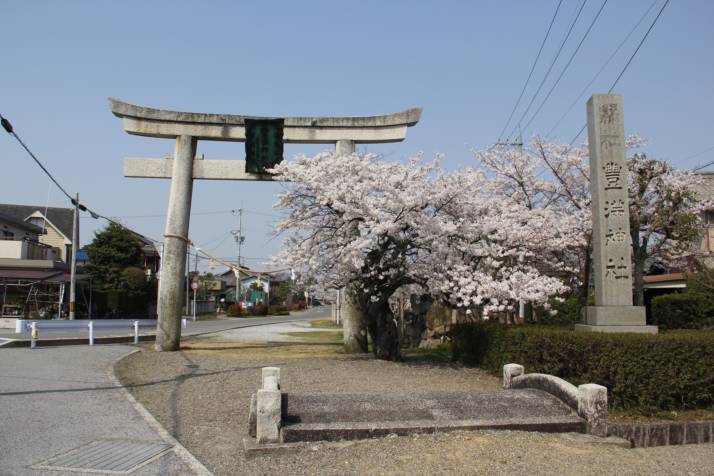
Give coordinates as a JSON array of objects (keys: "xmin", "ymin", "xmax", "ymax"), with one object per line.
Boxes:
[{"xmin": 575, "ymin": 94, "xmax": 657, "ymax": 334}]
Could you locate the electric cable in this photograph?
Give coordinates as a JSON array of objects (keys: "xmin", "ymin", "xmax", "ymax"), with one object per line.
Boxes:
[
  {"xmin": 568, "ymin": 0, "xmax": 670, "ymax": 146},
  {"xmin": 1, "ymin": 111, "xmax": 160, "ymax": 243},
  {"xmin": 497, "ymin": 0, "xmax": 564, "ymax": 142},
  {"xmin": 506, "ymin": 0, "xmax": 589, "ymax": 142},
  {"xmin": 545, "ymin": 0, "xmax": 659, "ymax": 137},
  {"xmin": 520, "ymin": 0, "xmax": 609, "ymax": 135}
]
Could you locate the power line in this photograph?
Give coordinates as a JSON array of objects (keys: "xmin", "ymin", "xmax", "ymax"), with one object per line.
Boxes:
[
  {"xmin": 81, "ymin": 208, "xmax": 285, "ymax": 219},
  {"xmin": 545, "ymin": 0, "xmax": 659, "ymax": 137},
  {"xmin": 682, "ymin": 145, "xmax": 714, "ymax": 164},
  {"xmin": 692, "ymin": 159, "xmax": 714, "ymax": 172},
  {"xmin": 496, "ymin": 0, "xmax": 564, "ymax": 142},
  {"xmin": 1, "ymin": 111, "xmax": 160, "ymax": 243},
  {"xmin": 520, "ymin": 0, "xmax": 609, "ymax": 135},
  {"xmin": 606, "ymin": 0, "xmax": 670, "ymax": 93},
  {"xmin": 507, "ymin": 0, "xmax": 589, "ymax": 142},
  {"xmin": 569, "ymin": 0, "xmax": 670, "ymax": 146},
  {"xmin": 1, "ymin": 113, "xmax": 73, "ymax": 201}
]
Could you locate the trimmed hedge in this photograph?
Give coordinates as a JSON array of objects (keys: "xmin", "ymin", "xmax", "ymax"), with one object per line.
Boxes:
[
  {"xmin": 651, "ymin": 293, "xmax": 708, "ymax": 330},
  {"xmin": 451, "ymin": 323, "xmax": 714, "ymax": 413},
  {"xmin": 531, "ymin": 296, "xmax": 581, "ymax": 326},
  {"xmin": 269, "ymin": 305, "xmax": 290, "ymax": 316}
]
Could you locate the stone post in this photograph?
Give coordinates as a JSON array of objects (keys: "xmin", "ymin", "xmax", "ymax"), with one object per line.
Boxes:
[
  {"xmin": 336, "ymin": 139, "xmax": 368, "ymax": 353},
  {"xmin": 577, "ymin": 383, "xmax": 608, "ymax": 437},
  {"xmin": 256, "ymin": 389, "xmax": 281, "ymax": 444},
  {"xmin": 262, "ymin": 366, "xmax": 280, "ymax": 390},
  {"xmin": 503, "ymin": 363, "xmax": 524, "ymax": 389},
  {"xmin": 156, "ymin": 135, "xmax": 197, "ymax": 351},
  {"xmin": 575, "ymin": 95, "xmax": 656, "ymax": 334}
]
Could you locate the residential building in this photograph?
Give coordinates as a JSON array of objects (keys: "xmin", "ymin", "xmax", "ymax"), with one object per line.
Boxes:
[
  {"xmin": 0, "ymin": 204, "xmax": 74, "ymax": 267},
  {"xmin": 694, "ymin": 172, "xmax": 714, "ymax": 268},
  {"xmin": 0, "ymin": 209, "xmax": 69, "ymax": 319}
]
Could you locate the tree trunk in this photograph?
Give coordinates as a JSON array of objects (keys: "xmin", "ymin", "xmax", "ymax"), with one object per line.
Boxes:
[
  {"xmin": 373, "ymin": 316, "xmax": 400, "ymax": 361},
  {"xmin": 633, "ymin": 244, "xmax": 647, "ymax": 307},
  {"xmin": 578, "ymin": 238, "xmax": 592, "ymax": 311},
  {"xmin": 367, "ymin": 300, "xmax": 401, "ymax": 361}
]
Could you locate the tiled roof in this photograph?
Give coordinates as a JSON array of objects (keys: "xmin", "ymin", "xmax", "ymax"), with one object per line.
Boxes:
[
  {"xmin": 0, "ymin": 211, "xmax": 45, "ymax": 235},
  {"xmin": 0, "ymin": 203, "xmax": 74, "ymax": 240}
]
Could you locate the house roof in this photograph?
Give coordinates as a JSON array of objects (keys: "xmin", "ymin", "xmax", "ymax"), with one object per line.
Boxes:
[
  {"xmin": 643, "ymin": 273, "xmax": 686, "ymax": 283},
  {"xmin": 0, "ymin": 269, "xmax": 69, "ymax": 281},
  {"xmin": 0, "ymin": 204, "xmax": 74, "ymax": 240},
  {"xmin": 125, "ymin": 229, "xmax": 159, "ymax": 256},
  {"xmin": 0, "ymin": 211, "xmax": 45, "ymax": 235}
]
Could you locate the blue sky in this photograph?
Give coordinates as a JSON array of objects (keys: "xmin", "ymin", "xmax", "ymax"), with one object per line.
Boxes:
[{"xmin": 2, "ymin": 1, "xmax": 712, "ymax": 272}]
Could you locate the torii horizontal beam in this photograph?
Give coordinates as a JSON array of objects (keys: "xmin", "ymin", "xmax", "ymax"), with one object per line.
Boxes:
[
  {"xmin": 124, "ymin": 158, "xmax": 269, "ymax": 180},
  {"xmin": 109, "ymin": 98, "xmax": 422, "ymax": 144}
]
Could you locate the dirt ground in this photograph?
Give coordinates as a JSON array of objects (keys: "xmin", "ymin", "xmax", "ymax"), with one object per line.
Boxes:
[{"xmin": 115, "ymin": 341, "xmax": 714, "ymax": 476}]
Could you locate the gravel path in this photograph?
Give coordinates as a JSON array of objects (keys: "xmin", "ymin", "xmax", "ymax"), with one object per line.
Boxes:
[{"xmin": 115, "ymin": 345, "xmax": 714, "ymax": 475}]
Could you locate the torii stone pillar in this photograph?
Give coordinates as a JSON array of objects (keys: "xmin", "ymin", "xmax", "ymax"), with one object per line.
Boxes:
[
  {"xmin": 109, "ymin": 99, "xmax": 421, "ymax": 351},
  {"xmin": 335, "ymin": 139, "xmax": 368, "ymax": 352},
  {"xmin": 575, "ymin": 94, "xmax": 657, "ymax": 334}
]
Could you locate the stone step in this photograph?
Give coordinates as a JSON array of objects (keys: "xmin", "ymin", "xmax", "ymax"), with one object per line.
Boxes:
[
  {"xmin": 280, "ymin": 388, "xmax": 586, "ymax": 443},
  {"xmin": 282, "ymin": 416, "xmax": 586, "ymax": 443}
]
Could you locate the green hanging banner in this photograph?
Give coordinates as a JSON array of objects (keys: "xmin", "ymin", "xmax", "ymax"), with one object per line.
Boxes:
[{"xmin": 245, "ymin": 118, "xmax": 284, "ymax": 174}]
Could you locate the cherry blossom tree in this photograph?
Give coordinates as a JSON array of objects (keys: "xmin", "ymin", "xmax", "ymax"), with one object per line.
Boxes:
[
  {"xmin": 474, "ymin": 137, "xmax": 704, "ymax": 308},
  {"xmin": 628, "ymin": 154, "xmax": 702, "ymax": 305},
  {"xmin": 272, "ymin": 152, "xmax": 571, "ymax": 360}
]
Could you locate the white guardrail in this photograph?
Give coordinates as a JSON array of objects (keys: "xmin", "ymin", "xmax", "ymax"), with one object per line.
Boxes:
[{"xmin": 16, "ymin": 319, "xmax": 158, "ymax": 334}]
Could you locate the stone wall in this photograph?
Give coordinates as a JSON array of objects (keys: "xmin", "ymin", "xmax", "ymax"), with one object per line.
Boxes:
[{"xmin": 608, "ymin": 421, "xmax": 713, "ymax": 448}]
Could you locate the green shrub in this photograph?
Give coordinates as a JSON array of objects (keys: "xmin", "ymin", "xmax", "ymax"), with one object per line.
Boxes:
[
  {"xmin": 651, "ymin": 293, "xmax": 707, "ymax": 330},
  {"xmin": 226, "ymin": 304, "xmax": 243, "ymax": 317},
  {"xmin": 269, "ymin": 305, "xmax": 290, "ymax": 316},
  {"xmin": 451, "ymin": 322, "xmax": 714, "ymax": 413},
  {"xmin": 687, "ymin": 269, "xmax": 714, "ymax": 318},
  {"xmin": 252, "ymin": 303, "xmax": 269, "ymax": 316},
  {"xmin": 532, "ymin": 296, "xmax": 580, "ymax": 326}
]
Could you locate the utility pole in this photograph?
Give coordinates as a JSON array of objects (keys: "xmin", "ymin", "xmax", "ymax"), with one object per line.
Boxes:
[
  {"xmin": 185, "ymin": 247, "xmax": 190, "ymax": 315},
  {"xmin": 232, "ymin": 209, "xmax": 245, "ymax": 306},
  {"xmin": 69, "ymin": 193, "xmax": 79, "ymax": 320},
  {"xmin": 193, "ymin": 251, "xmax": 199, "ymax": 320}
]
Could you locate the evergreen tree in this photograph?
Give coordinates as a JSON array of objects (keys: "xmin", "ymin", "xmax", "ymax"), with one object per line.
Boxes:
[{"xmin": 85, "ymin": 223, "xmax": 144, "ymax": 292}]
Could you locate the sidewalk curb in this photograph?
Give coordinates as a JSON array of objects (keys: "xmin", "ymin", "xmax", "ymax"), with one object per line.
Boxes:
[{"xmin": 109, "ymin": 348, "xmax": 213, "ymax": 476}]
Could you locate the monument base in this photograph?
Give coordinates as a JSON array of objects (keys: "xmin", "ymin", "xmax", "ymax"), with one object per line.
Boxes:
[
  {"xmin": 575, "ymin": 306, "xmax": 657, "ymax": 334},
  {"xmin": 574, "ymin": 324, "xmax": 658, "ymax": 334}
]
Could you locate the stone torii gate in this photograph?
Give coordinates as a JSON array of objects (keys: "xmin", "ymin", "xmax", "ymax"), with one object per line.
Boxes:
[{"xmin": 109, "ymin": 98, "xmax": 422, "ymax": 351}]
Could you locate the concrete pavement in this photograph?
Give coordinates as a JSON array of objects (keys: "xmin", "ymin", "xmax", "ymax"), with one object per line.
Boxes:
[{"xmin": 0, "ymin": 344, "xmax": 209, "ymax": 475}]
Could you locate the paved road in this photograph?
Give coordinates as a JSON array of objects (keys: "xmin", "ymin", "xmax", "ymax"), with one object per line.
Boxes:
[
  {"xmin": 0, "ymin": 306, "xmax": 331, "ymax": 342},
  {"xmin": 0, "ymin": 345, "xmax": 202, "ymax": 475}
]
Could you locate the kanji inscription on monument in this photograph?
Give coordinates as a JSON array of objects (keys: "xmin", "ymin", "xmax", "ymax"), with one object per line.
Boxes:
[{"xmin": 575, "ymin": 94, "xmax": 657, "ymax": 334}]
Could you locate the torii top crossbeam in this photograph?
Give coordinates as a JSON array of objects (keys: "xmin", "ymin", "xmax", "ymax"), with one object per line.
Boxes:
[{"xmin": 109, "ymin": 98, "xmax": 421, "ymax": 144}]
